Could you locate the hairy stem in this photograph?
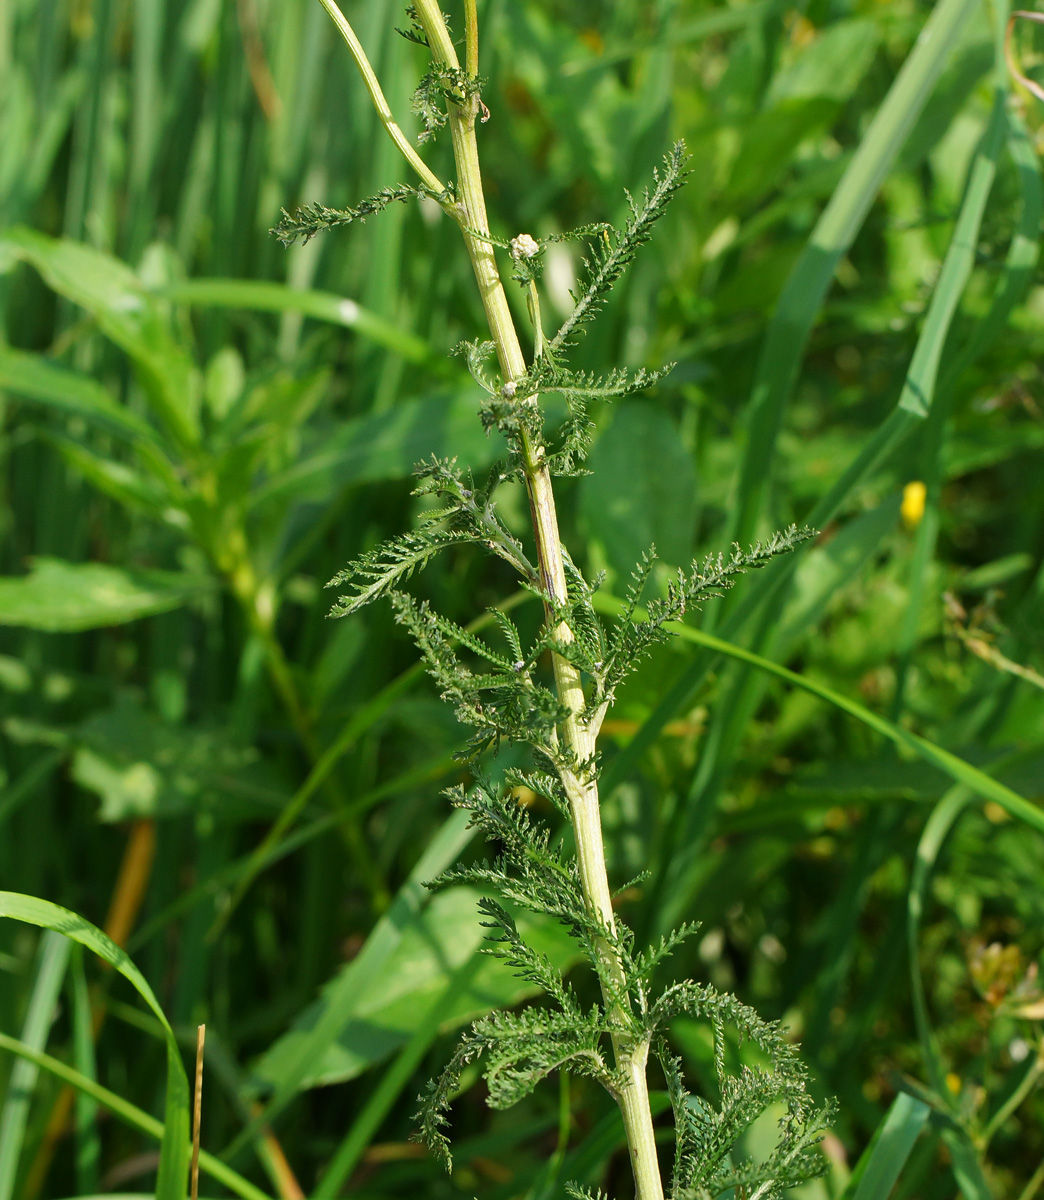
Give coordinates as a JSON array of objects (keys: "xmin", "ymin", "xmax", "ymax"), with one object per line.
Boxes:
[{"xmin": 408, "ymin": 4, "xmax": 664, "ymax": 1196}]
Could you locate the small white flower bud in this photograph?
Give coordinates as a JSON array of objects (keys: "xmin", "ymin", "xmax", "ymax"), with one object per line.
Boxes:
[
  {"xmin": 510, "ymin": 233, "xmax": 540, "ymax": 260},
  {"xmin": 502, "ymin": 381, "xmax": 517, "ymax": 398}
]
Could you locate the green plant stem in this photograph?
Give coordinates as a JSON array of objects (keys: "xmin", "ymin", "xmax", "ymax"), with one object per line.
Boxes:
[
  {"xmin": 980, "ymin": 1039, "xmax": 1044, "ymax": 1149},
  {"xmin": 406, "ymin": 4, "xmax": 664, "ymax": 1197},
  {"xmin": 220, "ymin": 527, "xmax": 387, "ymax": 914},
  {"xmin": 1017, "ymin": 1156, "xmax": 1044, "ymax": 1200},
  {"xmin": 314, "ymin": 0, "xmax": 446, "ymax": 194}
]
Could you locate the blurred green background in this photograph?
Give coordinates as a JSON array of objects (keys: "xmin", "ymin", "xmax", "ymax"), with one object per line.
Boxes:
[{"xmin": 1, "ymin": 0, "xmax": 1043, "ymax": 1196}]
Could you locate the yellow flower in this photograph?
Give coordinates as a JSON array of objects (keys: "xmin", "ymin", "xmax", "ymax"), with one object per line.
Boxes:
[{"xmin": 901, "ymin": 481, "xmax": 927, "ymax": 529}]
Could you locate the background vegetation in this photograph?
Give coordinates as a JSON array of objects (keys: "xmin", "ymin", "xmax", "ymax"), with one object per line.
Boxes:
[{"xmin": 1, "ymin": 0, "xmax": 1043, "ymax": 1197}]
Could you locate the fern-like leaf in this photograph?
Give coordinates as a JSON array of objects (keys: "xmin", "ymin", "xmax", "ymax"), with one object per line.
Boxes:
[
  {"xmin": 478, "ymin": 897, "xmax": 580, "ymax": 1013},
  {"xmin": 417, "ymin": 1007, "xmax": 620, "ymax": 1171},
  {"xmin": 632, "ymin": 922, "xmax": 700, "ymax": 989},
  {"xmin": 602, "ymin": 527, "xmax": 816, "ymax": 694},
  {"xmin": 550, "ymin": 143, "xmax": 689, "ymax": 353},
  {"xmin": 650, "ymin": 981, "xmax": 832, "ymax": 1199},
  {"xmin": 564, "ymin": 1185, "xmax": 613, "ymax": 1200},
  {"xmin": 272, "ymin": 183, "xmax": 451, "ymax": 246},
  {"xmin": 327, "ymin": 529, "xmax": 479, "ymax": 617}
]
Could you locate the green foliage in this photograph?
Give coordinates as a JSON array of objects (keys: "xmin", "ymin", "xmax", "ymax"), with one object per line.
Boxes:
[
  {"xmin": 0, "ymin": 894, "xmax": 190, "ymax": 1200},
  {"xmin": 317, "ymin": 123, "xmax": 824, "ymax": 1191},
  {"xmin": 2, "ymin": 1, "xmax": 1044, "ymax": 1198},
  {"xmin": 416, "ymin": 779, "xmax": 833, "ymax": 1191},
  {"xmin": 0, "ymin": 558, "xmax": 207, "ymax": 633}
]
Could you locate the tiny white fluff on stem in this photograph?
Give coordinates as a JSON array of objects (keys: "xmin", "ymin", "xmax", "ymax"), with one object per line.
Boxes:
[{"xmin": 510, "ymin": 233, "xmax": 540, "ymax": 260}]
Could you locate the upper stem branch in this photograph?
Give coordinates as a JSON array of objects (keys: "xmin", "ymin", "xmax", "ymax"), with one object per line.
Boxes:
[{"xmin": 315, "ymin": 0, "xmax": 446, "ymax": 193}]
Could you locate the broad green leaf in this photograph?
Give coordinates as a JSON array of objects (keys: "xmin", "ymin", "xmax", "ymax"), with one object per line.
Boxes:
[
  {"xmin": 0, "ymin": 346, "xmax": 156, "ymax": 441},
  {"xmin": 252, "ymin": 886, "xmax": 578, "ymax": 1090},
  {"xmin": 0, "ymin": 558, "xmax": 205, "ymax": 632},
  {"xmin": 579, "ymin": 402, "xmax": 696, "ymax": 581},
  {"xmin": 0, "ymin": 228, "xmax": 200, "ymax": 448},
  {"xmin": 767, "ymin": 18, "xmax": 880, "ymax": 105},
  {"xmin": 152, "ymin": 279, "xmax": 437, "ymax": 367},
  {"xmin": 0, "ymin": 893, "xmax": 189, "ymax": 1200}
]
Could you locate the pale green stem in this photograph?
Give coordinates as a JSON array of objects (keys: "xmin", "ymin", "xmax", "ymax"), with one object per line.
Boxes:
[
  {"xmin": 464, "ymin": 0, "xmax": 479, "ymax": 78},
  {"xmin": 314, "ymin": 0, "xmax": 447, "ymax": 194}
]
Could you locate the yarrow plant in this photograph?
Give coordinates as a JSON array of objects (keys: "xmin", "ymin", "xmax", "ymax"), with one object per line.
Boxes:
[{"xmin": 277, "ymin": 3, "xmax": 832, "ymax": 1197}]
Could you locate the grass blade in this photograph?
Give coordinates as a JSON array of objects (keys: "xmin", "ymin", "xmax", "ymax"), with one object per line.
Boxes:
[
  {"xmin": 593, "ymin": 593, "xmax": 1044, "ymax": 835},
  {"xmin": 0, "ymin": 1032, "xmax": 271, "ymax": 1200},
  {"xmin": 0, "ymin": 931, "xmax": 70, "ymax": 1200},
  {"xmin": 908, "ymin": 786, "xmax": 972, "ymax": 1099},
  {"xmin": 891, "ymin": 90, "xmax": 1007, "ymax": 711},
  {"xmin": 69, "ymin": 946, "xmax": 101, "ymax": 1194},
  {"xmin": 727, "ymin": 0, "xmax": 977, "ymax": 552},
  {"xmin": 841, "ymin": 1091, "xmax": 931, "ymax": 1200},
  {"xmin": 935, "ymin": 106, "xmax": 1042, "ymax": 396},
  {"xmin": 0, "ymin": 346, "xmax": 157, "ymax": 442},
  {"xmin": 219, "ymin": 808, "xmax": 476, "ymax": 1163},
  {"xmin": 0, "ymin": 893, "xmax": 190, "ymax": 1200}
]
